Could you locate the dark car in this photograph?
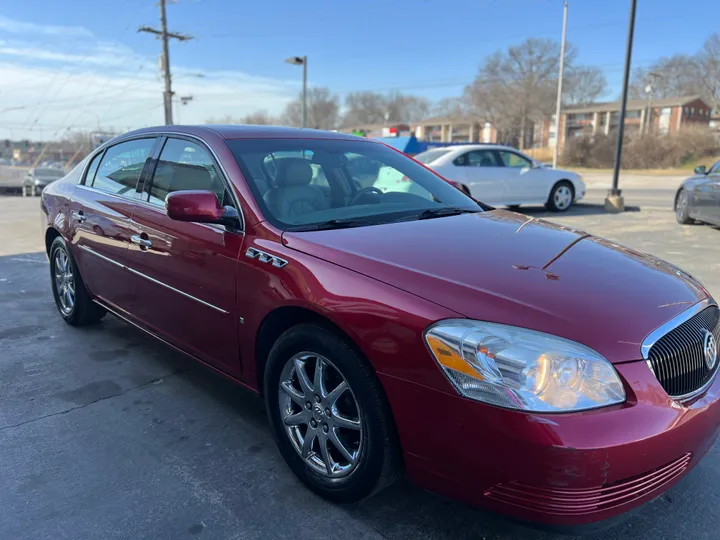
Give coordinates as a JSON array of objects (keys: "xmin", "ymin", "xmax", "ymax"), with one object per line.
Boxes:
[
  {"xmin": 675, "ymin": 160, "xmax": 720, "ymax": 226},
  {"xmin": 40, "ymin": 126, "xmax": 720, "ymax": 532},
  {"xmin": 23, "ymin": 167, "xmax": 66, "ymax": 196}
]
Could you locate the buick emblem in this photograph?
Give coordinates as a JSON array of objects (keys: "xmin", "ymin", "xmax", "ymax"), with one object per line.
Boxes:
[{"xmin": 703, "ymin": 330, "xmax": 717, "ymax": 370}]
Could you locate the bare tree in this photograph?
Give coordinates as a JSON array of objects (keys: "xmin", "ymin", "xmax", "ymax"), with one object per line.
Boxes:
[
  {"xmin": 431, "ymin": 97, "xmax": 469, "ymax": 118},
  {"xmin": 205, "ymin": 111, "xmax": 279, "ymax": 125},
  {"xmin": 385, "ymin": 91, "xmax": 431, "ymax": 123},
  {"xmin": 564, "ymin": 66, "xmax": 607, "ymax": 105},
  {"xmin": 629, "ymin": 55, "xmax": 704, "ymax": 100},
  {"xmin": 282, "ymin": 87, "xmax": 340, "ymax": 130},
  {"xmin": 342, "ymin": 91, "xmax": 431, "ymax": 126},
  {"xmin": 697, "ymin": 33, "xmax": 720, "ymax": 111},
  {"xmin": 463, "ymin": 38, "xmax": 606, "ymax": 146},
  {"xmin": 464, "ymin": 38, "xmax": 566, "ymax": 146},
  {"xmin": 343, "ymin": 91, "xmax": 388, "ymax": 126}
]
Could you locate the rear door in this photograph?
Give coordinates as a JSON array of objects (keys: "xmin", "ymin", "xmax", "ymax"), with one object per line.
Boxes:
[
  {"xmin": 494, "ymin": 150, "xmax": 548, "ymax": 204},
  {"xmin": 71, "ymin": 137, "xmax": 159, "ymax": 315},
  {"xmin": 454, "ymin": 149, "xmax": 507, "ymax": 203},
  {"xmin": 124, "ymin": 136, "xmax": 244, "ymax": 376}
]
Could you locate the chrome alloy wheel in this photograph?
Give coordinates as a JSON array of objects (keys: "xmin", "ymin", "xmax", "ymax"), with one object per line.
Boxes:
[
  {"xmin": 53, "ymin": 249, "xmax": 75, "ymax": 315},
  {"xmin": 278, "ymin": 352, "xmax": 363, "ymax": 478},
  {"xmin": 554, "ymin": 185, "xmax": 573, "ymax": 210},
  {"xmin": 676, "ymin": 190, "xmax": 688, "ymax": 221}
]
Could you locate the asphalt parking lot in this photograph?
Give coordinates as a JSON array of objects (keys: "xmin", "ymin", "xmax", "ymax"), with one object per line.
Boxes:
[{"xmin": 1, "ymin": 189, "xmax": 719, "ymax": 540}]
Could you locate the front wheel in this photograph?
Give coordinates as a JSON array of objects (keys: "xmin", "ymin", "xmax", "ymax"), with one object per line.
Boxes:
[
  {"xmin": 675, "ymin": 189, "xmax": 695, "ymax": 224},
  {"xmin": 264, "ymin": 323, "xmax": 401, "ymax": 503},
  {"xmin": 49, "ymin": 237, "xmax": 106, "ymax": 326},
  {"xmin": 546, "ymin": 181, "xmax": 574, "ymax": 212}
]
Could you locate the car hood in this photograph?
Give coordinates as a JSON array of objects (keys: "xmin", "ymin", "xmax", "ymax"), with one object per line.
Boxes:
[{"xmin": 283, "ymin": 210, "xmax": 710, "ymax": 363}]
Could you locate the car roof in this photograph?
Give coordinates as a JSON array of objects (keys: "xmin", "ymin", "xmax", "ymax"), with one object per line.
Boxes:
[
  {"xmin": 436, "ymin": 144, "xmax": 519, "ymax": 153},
  {"xmin": 126, "ymin": 124, "xmax": 365, "ymax": 141}
]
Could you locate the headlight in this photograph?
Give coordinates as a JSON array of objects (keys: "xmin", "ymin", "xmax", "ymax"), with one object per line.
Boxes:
[{"xmin": 425, "ymin": 320, "xmax": 625, "ymax": 412}]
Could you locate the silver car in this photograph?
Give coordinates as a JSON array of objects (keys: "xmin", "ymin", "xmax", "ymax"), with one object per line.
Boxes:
[{"xmin": 22, "ymin": 167, "xmax": 66, "ymax": 197}]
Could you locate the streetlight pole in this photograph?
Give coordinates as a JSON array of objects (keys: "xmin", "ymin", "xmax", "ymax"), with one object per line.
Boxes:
[
  {"xmin": 606, "ymin": 0, "xmax": 638, "ymax": 213},
  {"xmin": 552, "ymin": 1, "xmax": 568, "ymax": 170},
  {"xmin": 285, "ymin": 56, "xmax": 308, "ymax": 128}
]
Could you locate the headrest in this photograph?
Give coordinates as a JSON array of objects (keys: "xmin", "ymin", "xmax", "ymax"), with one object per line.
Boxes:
[{"xmin": 274, "ymin": 158, "xmax": 313, "ymax": 187}]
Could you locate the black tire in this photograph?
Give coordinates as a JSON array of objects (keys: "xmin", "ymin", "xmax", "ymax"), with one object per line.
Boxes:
[
  {"xmin": 49, "ymin": 236, "xmax": 106, "ymax": 326},
  {"xmin": 545, "ymin": 180, "xmax": 574, "ymax": 212},
  {"xmin": 675, "ymin": 189, "xmax": 695, "ymax": 225},
  {"xmin": 264, "ymin": 323, "xmax": 401, "ymax": 503}
]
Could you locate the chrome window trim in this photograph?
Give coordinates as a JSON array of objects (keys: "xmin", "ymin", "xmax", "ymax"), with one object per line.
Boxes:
[
  {"xmin": 78, "ymin": 245, "xmax": 228, "ymax": 314},
  {"xmin": 136, "ymin": 132, "xmax": 246, "ymax": 232},
  {"xmin": 75, "ymin": 130, "xmax": 245, "ymax": 232},
  {"xmin": 76, "ymin": 184, "xmax": 142, "ymax": 203},
  {"xmin": 641, "ymin": 297, "xmax": 719, "ymax": 403}
]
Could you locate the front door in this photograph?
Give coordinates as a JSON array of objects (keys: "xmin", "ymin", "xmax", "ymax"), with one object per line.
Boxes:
[
  {"xmin": 124, "ymin": 136, "xmax": 244, "ymax": 376},
  {"xmin": 457, "ymin": 149, "xmax": 507, "ymax": 204},
  {"xmin": 707, "ymin": 162, "xmax": 720, "ymax": 225},
  {"xmin": 494, "ymin": 150, "xmax": 548, "ymax": 204},
  {"xmin": 70, "ymin": 137, "xmax": 158, "ymax": 315},
  {"xmin": 693, "ymin": 161, "xmax": 720, "ymax": 221}
]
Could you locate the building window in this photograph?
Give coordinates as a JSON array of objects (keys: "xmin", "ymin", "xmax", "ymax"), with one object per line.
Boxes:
[
  {"xmin": 625, "ymin": 110, "xmax": 641, "ymax": 119},
  {"xmin": 690, "ymin": 107, "xmax": 696, "ymax": 115}
]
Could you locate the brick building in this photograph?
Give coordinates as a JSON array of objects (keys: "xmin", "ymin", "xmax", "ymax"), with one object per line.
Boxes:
[{"xmin": 555, "ymin": 95, "xmax": 712, "ymax": 149}]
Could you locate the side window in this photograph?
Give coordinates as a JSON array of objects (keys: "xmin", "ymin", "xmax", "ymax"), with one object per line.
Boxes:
[
  {"xmin": 93, "ymin": 139, "xmax": 156, "ymax": 196},
  {"xmin": 147, "ymin": 138, "xmax": 232, "ymax": 207},
  {"xmin": 710, "ymin": 161, "xmax": 720, "ymax": 175},
  {"xmin": 497, "ymin": 151, "xmax": 532, "ymax": 169},
  {"xmin": 83, "ymin": 152, "xmax": 103, "ymax": 185},
  {"xmin": 466, "ymin": 150, "xmax": 499, "ymax": 167}
]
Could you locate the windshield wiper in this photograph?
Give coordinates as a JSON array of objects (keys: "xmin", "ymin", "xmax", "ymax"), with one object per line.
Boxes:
[
  {"xmin": 288, "ymin": 218, "xmax": 375, "ymax": 231},
  {"xmin": 416, "ymin": 207, "xmax": 480, "ymax": 220}
]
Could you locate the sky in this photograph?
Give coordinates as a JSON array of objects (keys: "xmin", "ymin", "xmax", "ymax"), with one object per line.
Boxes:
[{"xmin": 0, "ymin": 0, "xmax": 717, "ymax": 140}]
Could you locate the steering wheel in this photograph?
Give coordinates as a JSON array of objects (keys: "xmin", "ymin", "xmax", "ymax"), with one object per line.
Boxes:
[{"xmin": 350, "ymin": 186, "xmax": 383, "ymax": 205}]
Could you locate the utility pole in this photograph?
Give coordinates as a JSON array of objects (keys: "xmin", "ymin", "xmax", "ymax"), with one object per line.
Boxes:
[
  {"xmin": 138, "ymin": 0, "xmax": 193, "ymax": 126},
  {"xmin": 644, "ymin": 71, "xmax": 661, "ymax": 135},
  {"xmin": 285, "ymin": 56, "xmax": 308, "ymax": 128},
  {"xmin": 552, "ymin": 1, "xmax": 569, "ymax": 170},
  {"xmin": 606, "ymin": 0, "xmax": 638, "ymax": 213}
]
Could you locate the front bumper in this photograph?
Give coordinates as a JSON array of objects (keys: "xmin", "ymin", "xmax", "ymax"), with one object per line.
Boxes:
[{"xmin": 379, "ymin": 360, "xmax": 720, "ymax": 528}]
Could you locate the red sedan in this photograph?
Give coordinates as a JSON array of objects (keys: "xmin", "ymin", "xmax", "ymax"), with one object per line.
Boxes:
[{"xmin": 41, "ymin": 126, "xmax": 720, "ymax": 532}]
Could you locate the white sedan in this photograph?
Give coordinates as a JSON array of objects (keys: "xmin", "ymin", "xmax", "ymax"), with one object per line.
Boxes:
[{"xmin": 413, "ymin": 145, "xmax": 585, "ymax": 212}]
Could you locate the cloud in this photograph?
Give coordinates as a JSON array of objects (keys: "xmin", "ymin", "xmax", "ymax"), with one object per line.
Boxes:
[
  {"xmin": 0, "ymin": 19, "xmax": 297, "ymax": 139},
  {"xmin": 0, "ymin": 15, "xmax": 93, "ymax": 38}
]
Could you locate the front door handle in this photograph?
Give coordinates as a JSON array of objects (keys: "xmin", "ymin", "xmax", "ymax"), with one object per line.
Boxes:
[
  {"xmin": 131, "ymin": 235, "xmax": 152, "ymax": 249},
  {"xmin": 72, "ymin": 211, "xmax": 87, "ymax": 223}
]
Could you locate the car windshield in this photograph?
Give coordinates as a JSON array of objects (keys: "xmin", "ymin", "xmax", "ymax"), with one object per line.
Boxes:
[
  {"xmin": 413, "ymin": 149, "xmax": 451, "ymax": 164},
  {"xmin": 35, "ymin": 168, "xmax": 65, "ymax": 177},
  {"xmin": 227, "ymin": 138, "xmax": 482, "ymax": 231}
]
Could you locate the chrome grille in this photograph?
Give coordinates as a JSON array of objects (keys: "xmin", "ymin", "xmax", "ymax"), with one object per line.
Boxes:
[{"xmin": 646, "ymin": 305, "xmax": 720, "ymax": 400}]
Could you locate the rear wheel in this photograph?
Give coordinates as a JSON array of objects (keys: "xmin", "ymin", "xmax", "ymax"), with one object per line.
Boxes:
[
  {"xmin": 264, "ymin": 323, "xmax": 401, "ymax": 503},
  {"xmin": 49, "ymin": 237, "xmax": 106, "ymax": 326},
  {"xmin": 546, "ymin": 181, "xmax": 574, "ymax": 212},
  {"xmin": 675, "ymin": 189, "xmax": 695, "ymax": 224}
]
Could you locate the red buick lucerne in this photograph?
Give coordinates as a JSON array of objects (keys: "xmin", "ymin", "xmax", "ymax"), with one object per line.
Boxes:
[{"xmin": 41, "ymin": 126, "xmax": 720, "ymax": 531}]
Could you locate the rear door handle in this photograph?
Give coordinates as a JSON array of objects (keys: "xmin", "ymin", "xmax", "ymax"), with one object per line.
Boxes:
[
  {"xmin": 131, "ymin": 235, "xmax": 152, "ymax": 249},
  {"xmin": 72, "ymin": 211, "xmax": 87, "ymax": 223}
]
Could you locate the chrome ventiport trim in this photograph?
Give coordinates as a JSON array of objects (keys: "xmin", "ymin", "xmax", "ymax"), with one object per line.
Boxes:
[
  {"xmin": 641, "ymin": 298, "xmax": 716, "ymax": 359},
  {"xmin": 78, "ymin": 245, "xmax": 228, "ymax": 314},
  {"xmin": 245, "ymin": 247, "xmax": 288, "ymax": 268}
]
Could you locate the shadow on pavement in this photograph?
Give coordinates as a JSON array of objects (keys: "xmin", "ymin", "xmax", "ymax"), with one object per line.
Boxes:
[{"xmin": 517, "ymin": 203, "xmax": 641, "ymax": 218}]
